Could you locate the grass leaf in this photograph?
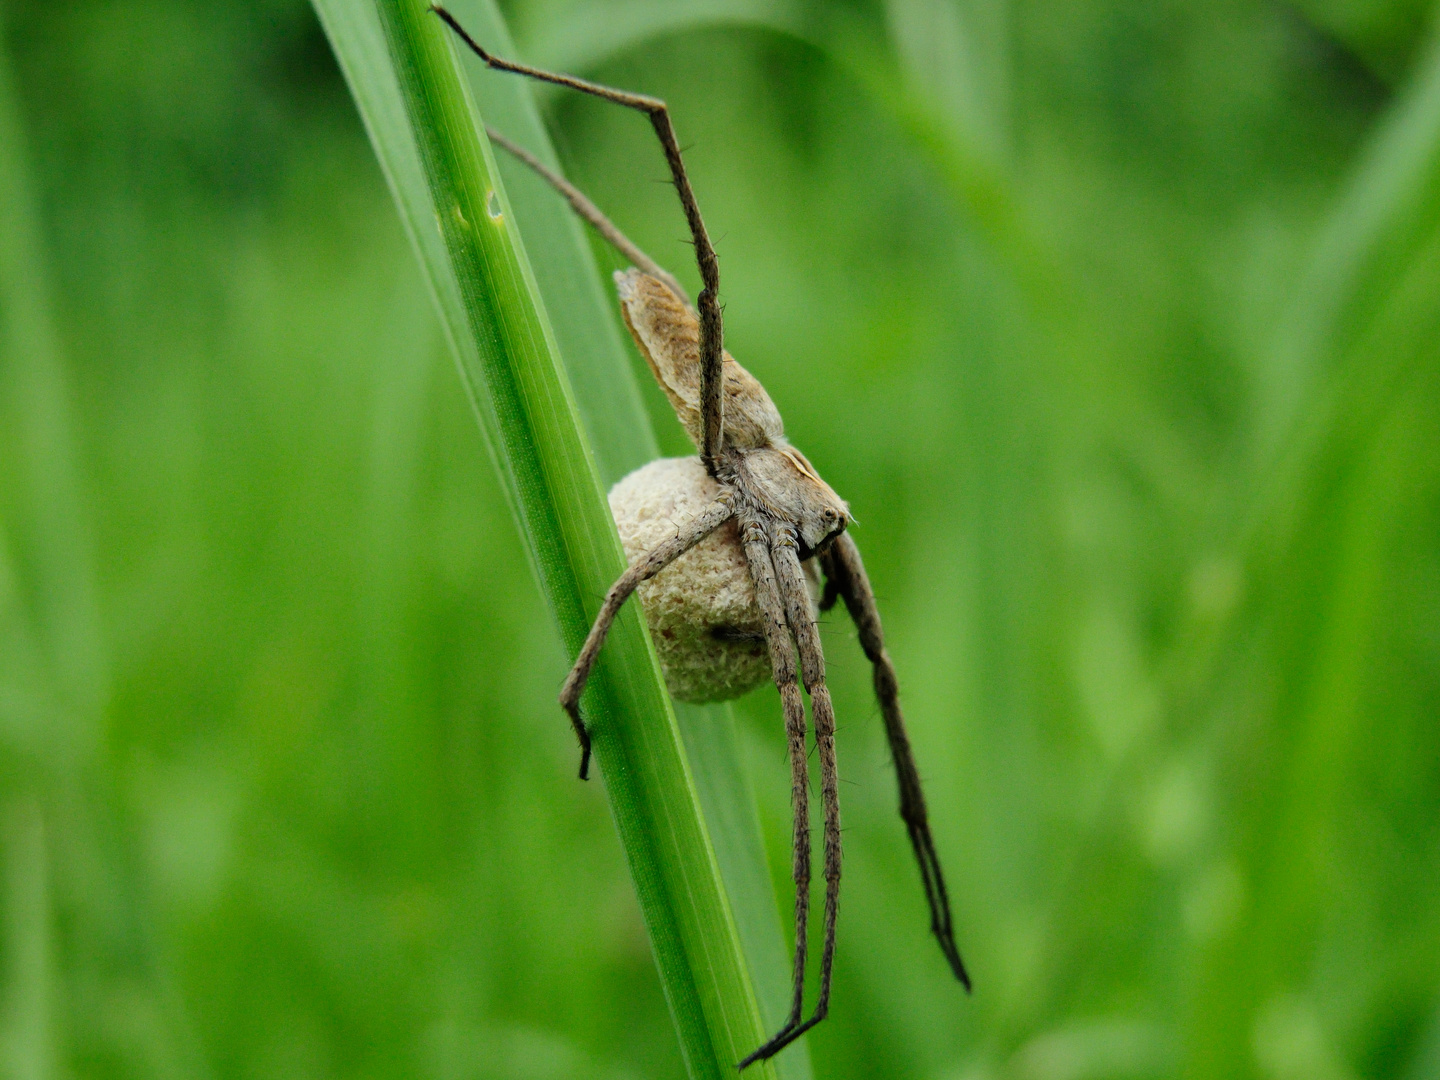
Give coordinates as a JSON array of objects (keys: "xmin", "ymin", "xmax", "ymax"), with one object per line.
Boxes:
[{"xmin": 310, "ymin": 0, "xmax": 796, "ymax": 1074}]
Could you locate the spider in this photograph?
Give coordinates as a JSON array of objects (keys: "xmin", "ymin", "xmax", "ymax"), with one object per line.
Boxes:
[{"xmin": 434, "ymin": 7, "xmax": 970, "ymax": 1066}]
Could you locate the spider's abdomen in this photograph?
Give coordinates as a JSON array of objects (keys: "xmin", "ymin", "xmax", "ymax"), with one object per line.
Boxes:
[
  {"xmin": 615, "ymin": 270, "xmax": 786, "ymax": 451},
  {"xmin": 609, "ymin": 457, "xmax": 779, "ymax": 703}
]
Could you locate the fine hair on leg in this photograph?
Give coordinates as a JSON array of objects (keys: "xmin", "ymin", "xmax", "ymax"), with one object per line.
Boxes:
[
  {"xmin": 742, "ymin": 523, "xmax": 843, "ymax": 1064},
  {"xmin": 483, "ymin": 126, "xmax": 689, "ymax": 303},
  {"xmin": 432, "ymin": 6, "xmax": 726, "ymax": 470},
  {"xmin": 737, "ymin": 511, "xmax": 812, "ymax": 1069},
  {"xmin": 559, "ymin": 495, "xmax": 735, "ymax": 779},
  {"xmin": 821, "ymin": 533, "xmax": 970, "ymax": 989}
]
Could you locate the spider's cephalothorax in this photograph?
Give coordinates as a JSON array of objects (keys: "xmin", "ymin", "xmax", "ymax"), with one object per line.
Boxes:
[{"xmin": 434, "ymin": 7, "xmax": 970, "ymax": 1067}]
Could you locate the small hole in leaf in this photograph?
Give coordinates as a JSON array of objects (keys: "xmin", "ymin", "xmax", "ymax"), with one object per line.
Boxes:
[{"xmin": 486, "ymin": 190, "xmax": 502, "ymax": 220}]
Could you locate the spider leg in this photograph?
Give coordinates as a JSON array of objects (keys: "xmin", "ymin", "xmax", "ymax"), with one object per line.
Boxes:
[
  {"xmin": 483, "ymin": 127, "xmax": 689, "ymax": 303},
  {"xmin": 738, "ymin": 523, "xmax": 844, "ymax": 1065},
  {"xmin": 432, "ymin": 6, "xmax": 725, "ymax": 470},
  {"xmin": 560, "ymin": 495, "xmax": 734, "ymax": 779},
  {"xmin": 736, "ymin": 511, "xmax": 811, "ymax": 1069},
  {"xmin": 820, "ymin": 533, "xmax": 970, "ymax": 989}
]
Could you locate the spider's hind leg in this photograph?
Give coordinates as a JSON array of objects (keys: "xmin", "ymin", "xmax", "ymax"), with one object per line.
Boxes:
[
  {"xmin": 559, "ymin": 495, "xmax": 734, "ymax": 779},
  {"xmin": 819, "ymin": 532, "xmax": 970, "ymax": 988}
]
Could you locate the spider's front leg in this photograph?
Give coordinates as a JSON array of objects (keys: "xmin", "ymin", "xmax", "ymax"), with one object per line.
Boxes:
[
  {"xmin": 820, "ymin": 532, "xmax": 970, "ymax": 988},
  {"xmin": 432, "ymin": 5, "xmax": 726, "ymax": 469},
  {"xmin": 736, "ymin": 511, "xmax": 812, "ymax": 1068},
  {"xmin": 559, "ymin": 494, "xmax": 734, "ymax": 778},
  {"xmin": 753, "ymin": 524, "xmax": 843, "ymax": 1060}
]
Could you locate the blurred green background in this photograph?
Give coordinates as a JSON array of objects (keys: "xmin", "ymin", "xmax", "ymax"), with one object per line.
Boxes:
[{"xmin": 1, "ymin": 0, "xmax": 1438, "ymax": 1076}]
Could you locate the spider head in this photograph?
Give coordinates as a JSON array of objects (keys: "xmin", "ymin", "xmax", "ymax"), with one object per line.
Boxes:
[
  {"xmin": 801, "ymin": 503, "xmax": 849, "ymax": 558},
  {"xmin": 737, "ymin": 446, "xmax": 851, "ymax": 558}
]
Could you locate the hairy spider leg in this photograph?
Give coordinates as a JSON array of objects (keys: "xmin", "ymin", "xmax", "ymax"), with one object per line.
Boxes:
[
  {"xmin": 737, "ymin": 512, "xmax": 812, "ymax": 1056},
  {"xmin": 821, "ymin": 533, "xmax": 971, "ymax": 989},
  {"xmin": 738, "ymin": 522, "xmax": 844, "ymax": 1067},
  {"xmin": 431, "ymin": 6, "xmax": 726, "ymax": 470},
  {"xmin": 483, "ymin": 126, "xmax": 689, "ymax": 303},
  {"xmin": 558, "ymin": 495, "xmax": 735, "ymax": 778}
]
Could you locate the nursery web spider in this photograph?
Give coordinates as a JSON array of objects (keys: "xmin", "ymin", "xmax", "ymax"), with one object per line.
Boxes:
[{"xmin": 434, "ymin": 7, "xmax": 970, "ymax": 1066}]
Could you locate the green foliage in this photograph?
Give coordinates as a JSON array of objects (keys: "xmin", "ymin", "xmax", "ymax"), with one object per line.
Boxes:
[
  {"xmin": 309, "ymin": 0, "xmax": 800, "ymax": 1074},
  {"xmin": 0, "ymin": 0, "xmax": 1436, "ymax": 1078}
]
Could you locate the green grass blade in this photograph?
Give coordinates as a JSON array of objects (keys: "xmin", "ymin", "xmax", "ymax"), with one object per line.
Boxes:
[
  {"xmin": 440, "ymin": 8, "xmax": 812, "ymax": 1072},
  {"xmin": 311, "ymin": 0, "xmax": 788, "ymax": 1074},
  {"xmin": 441, "ymin": 0, "xmax": 659, "ymax": 481},
  {"xmin": 0, "ymin": 12, "xmax": 106, "ymax": 731},
  {"xmin": 1, "ymin": 801, "xmax": 56, "ymax": 1080},
  {"xmin": 1261, "ymin": 21, "xmax": 1440, "ymax": 459},
  {"xmin": 1178, "ymin": 31, "xmax": 1440, "ymax": 1073}
]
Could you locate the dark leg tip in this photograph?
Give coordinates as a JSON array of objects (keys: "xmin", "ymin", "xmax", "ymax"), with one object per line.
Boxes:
[
  {"xmin": 739, "ymin": 1012, "xmax": 824, "ymax": 1071},
  {"xmin": 941, "ymin": 940, "xmax": 972, "ymax": 991},
  {"xmin": 562, "ymin": 699, "xmax": 591, "ymax": 779},
  {"xmin": 736, "ymin": 1044, "xmax": 774, "ymax": 1072},
  {"xmin": 737, "ymin": 1032, "xmax": 784, "ymax": 1071}
]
